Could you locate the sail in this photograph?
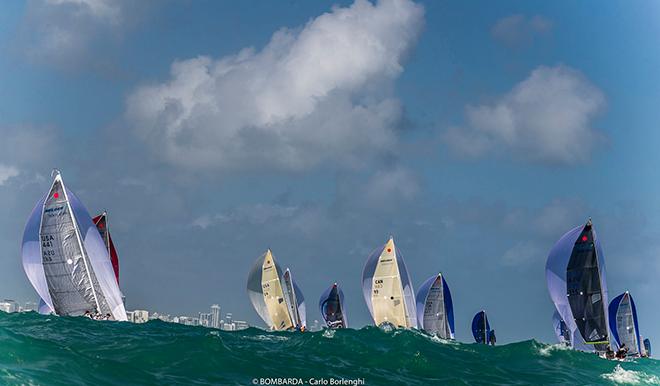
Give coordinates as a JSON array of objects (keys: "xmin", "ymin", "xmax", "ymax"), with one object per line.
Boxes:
[
  {"xmin": 552, "ymin": 310, "xmax": 571, "ymax": 345},
  {"xmin": 415, "ymin": 273, "xmax": 454, "ymax": 339},
  {"xmin": 93, "ymin": 212, "xmax": 119, "ymax": 284},
  {"xmin": 566, "ymin": 220, "xmax": 610, "ymax": 348},
  {"xmin": 471, "ymin": 311, "xmax": 490, "ymax": 344},
  {"xmin": 319, "ymin": 283, "xmax": 347, "ymax": 329},
  {"xmin": 246, "ymin": 250, "xmax": 293, "ymax": 330},
  {"xmin": 22, "ymin": 171, "xmax": 126, "ymax": 321},
  {"xmin": 282, "ymin": 269, "xmax": 306, "ymax": 329},
  {"xmin": 292, "ymin": 280, "xmax": 306, "ymax": 329},
  {"xmin": 644, "ymin": 339, "xmax": 651, "ymax": 357},
  {"xmin": 608, "ymin": 292, "xmax": 641, "ymax": 356},
  {"xmin": 21, "ymin": 193, "xmax": 54, "ymax": 313},
  {"xmin": 361, "ymin": 237, "xmax": 417, "ymax": 328},
  {"xmin": 546, "ymin": 220, "xmax": 609, "ymax": 351},
  {"xmin": 22, "ymin": 172, "xmax": 126, "ymax": 320},
  {"xmin": 38, "ymin": 298, "xmax": 53, "ymax": 315}
]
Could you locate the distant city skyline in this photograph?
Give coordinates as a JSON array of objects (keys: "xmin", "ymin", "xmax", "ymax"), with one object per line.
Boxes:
[{"xmin": 1, "ymin": 0, "xmax": 659, "ymax": 346}]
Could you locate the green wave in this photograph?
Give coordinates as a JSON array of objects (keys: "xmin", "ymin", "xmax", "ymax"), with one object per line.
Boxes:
[{"xmin": 0, "ymin": 312, "xmax": 658, "ymax": 385}]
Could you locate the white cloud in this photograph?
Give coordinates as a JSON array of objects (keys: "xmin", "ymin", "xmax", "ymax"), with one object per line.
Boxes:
[
  {"xmin": 361, "ymin": 167, "xmax": 420, "ymax": 205},
  {"xmin": 443, "ymin": 65, "xmax": 606, "ymax": 165},
  {"xmin": 126, "ymin": 0, "xmax": 424, "ymax": 171},
  {"xmin": 501, "ymin": 241, "xmax": 543, "ymax": 267},
  {"xmin": 19, "ymin": 0, "xmax": 147, "ymax": 68},
  {"xmin": 0, "ymin": 165, "xmax": 20, "ymax": 186},
  {"xmin": 491, "ymin": 14, "xmax": 552, "ymax": 48},
  {"xmin": 44, "ymin": 0, "xmax": 122, "ymax": 23}
]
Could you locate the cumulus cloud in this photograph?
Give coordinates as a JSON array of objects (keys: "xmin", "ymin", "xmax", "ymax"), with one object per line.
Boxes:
[
  {"xmin": 0, "ymin": 126, "xmax": 57, "ymax": 169},
  {"xmin": 501, "ymin": 240, "xmax": 543, "ymax": 266},
  {"xmin": 125, "ymin": 0, "xmax": 425, "ymax": 171},
  {"xmin": 361, "ymin": 167, "xmax": 420, "ymax": 205},
  {"xmin": 18, "ymin": 0, "xmax": 148, "ymax": 69},
  {"xmin": 491, "ymin": 14, "xmax": 553, "ymax": 48},
  {"xmin": 443, "ymin": 65, "xmax": 606, "ymax": 165},
  {"xmin": 0, "ymin": 165, "xmax": 20, "ymax": 186}
]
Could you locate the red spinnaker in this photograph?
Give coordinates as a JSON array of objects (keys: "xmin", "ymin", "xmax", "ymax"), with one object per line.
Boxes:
[{"xmin": 93, "ymin": 213, "xmax": 120, "ymax": 284}]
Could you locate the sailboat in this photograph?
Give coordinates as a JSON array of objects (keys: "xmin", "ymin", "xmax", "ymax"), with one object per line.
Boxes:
[
  {"xmin": 246, "ymin": 249, "xmax": 305, "ymax": 331},
  {"xmin": 318, "ymin": 283, "xmax": 348, "ymax": 329},
  {"xmin": 282, "ymin": 268, "xmax": 306, "ymax": 329},
  {"xmin": 361, "ymin": 236, "xmax": 417, "ymax": 329},
  {"xmin": 552, "ymin": 310, "xmax": 571, "ymax": 346},
  {"xmin": 643, "ymin": 338, "xmax": 652, "ymax": 357},
  {"xmin": 609, "ymin": 291, "xmax": 641, "ymax": 357},
  {"xmin": 415, "ymin": 273, "xmax": 454, "ymax": 339},
  {"xmin": 21, "ymin": 170, "xmax": 127, "ymax": 320},
  {"xmin": 546, "ymin": 219, "xmax": 611, "ymax": 352},
  {"xmin": 471, "ymin": 310, "xmax": 493, "ymax": 344},
  {"xmin": 92, "ymin": 212, "xmax": 119, "ymax": 285}
]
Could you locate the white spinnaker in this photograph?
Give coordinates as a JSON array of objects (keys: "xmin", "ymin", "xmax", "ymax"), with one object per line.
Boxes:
[
  {"xmin": 22, "ymin": 194, "xmax": 55, "ymax": 313},
  {"xmin": 261, "ymin": 251, "xmax": 294, "ymax": 331},
  {"xmin": 38, "ymin": 298, "xmax": 53, "ymax": 315},
  {"xmin": 371, "ymin": 238, "xmax": 409, "ymax": 327}
]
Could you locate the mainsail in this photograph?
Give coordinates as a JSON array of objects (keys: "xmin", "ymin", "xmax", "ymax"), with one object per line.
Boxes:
[
  {"xmin": 471, "ymin": 310, "xmax": 490, "ymax": 344},
  {"xmin": 282, "ymin": 269, "xmax": 306, "ymax": 329},
  {"xmin": 246, "ymin": 250, "xmax": 295, "ymax": 330},
  {"xmin": 546, "ymin": 219, "xmax": 609, "ymax": 351},
  {"xmin": 93, "ymin": 212, "xmax": 119, "ymax": 284},
  {"xmin": 318, "ymin": 283, "xmax": 347, "ymax": 329},
  {"xmin": 21, "ymin": 170, "xmax": 127, "ymax": 320},
  {"xmin": 608, "ymin": 292, "xmax": 641, "ymax": 356},
  {"xmin": 566, "ymin": 220, "xmax": 610, "ymax": 349},
  {"xmin": 552, "ymin": 310, "xmax": 571, "ymax": 346},
  {"xmin": 361, "ymin": 237, "xmax": 417, "ymax": 328},
  {"xmin": 415, "ymin": 273, "xmax": 454, "ymax": 339}
]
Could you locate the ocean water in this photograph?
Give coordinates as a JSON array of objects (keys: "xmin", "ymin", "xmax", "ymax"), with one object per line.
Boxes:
[{"xmin": 0, "ymin": 312, "xmax": 658, "ymax": 386}]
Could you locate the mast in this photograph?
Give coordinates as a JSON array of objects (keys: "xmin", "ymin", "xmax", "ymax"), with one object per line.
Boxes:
[
  {"xmin": 590, "ymin": 221, "xmax": 610, "ymax": 349},
  {"xmin": 483, "ymin": 311, "xmax": 487, "ymax": 344}
]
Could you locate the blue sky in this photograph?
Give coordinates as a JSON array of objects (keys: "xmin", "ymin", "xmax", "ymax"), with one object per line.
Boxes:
[{"xmin": 1, "ymin": 0, "xmax": 659, "ymax": 344}]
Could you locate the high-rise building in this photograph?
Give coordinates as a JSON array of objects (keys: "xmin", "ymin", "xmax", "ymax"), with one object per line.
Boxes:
[
  {"xmin": 199, "ymin": 313, "xmax": 211, "ymax": 327},
  {"xmin": 0, "ymin": 300, "xmax": 18, "ymax": 313},
  {"xmin": 133, "ymin": 310, "xmax": 149, "ymax": 323},
  {"xmin": 210, "ymin": 304, "xmax": 221, "ymax": 329},
  {"xmin": 234, "ymin": 321, "xmax": 249, "ymax": 330},
  {"xmin": 225, "ymin": 312, "xmax": 233, "ymax": 325},
  {"xmin": 21, "ymin": 301, "xmax": 37, "ymax": 312}
]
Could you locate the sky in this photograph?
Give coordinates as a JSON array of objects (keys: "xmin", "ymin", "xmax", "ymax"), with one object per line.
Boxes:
[{"xmin": 1, "ymin": 0, "xmax": 660, "ymax": 344}]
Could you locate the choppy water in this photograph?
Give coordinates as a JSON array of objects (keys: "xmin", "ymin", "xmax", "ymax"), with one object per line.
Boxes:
[{"xmin": 0, "ymin": 312, "xmax": 658, "ymax": 385}]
